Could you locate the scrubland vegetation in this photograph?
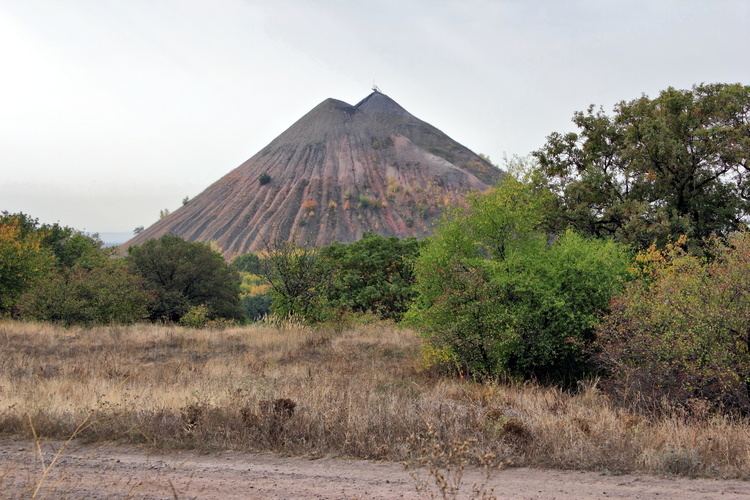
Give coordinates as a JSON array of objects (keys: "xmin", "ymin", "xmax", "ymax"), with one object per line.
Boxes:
[
  {"xmin": 2, "ymin": 319, "xmax": 750, "ymax": 479},
  {"xmin": 2, "ymin": 83, "xmax": 750, "ymax": 479}
]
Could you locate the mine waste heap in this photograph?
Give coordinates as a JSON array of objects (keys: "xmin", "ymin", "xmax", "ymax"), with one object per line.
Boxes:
[{"xmin": 124, "ymin": 89, "xmax": 503, "ymax": 258}]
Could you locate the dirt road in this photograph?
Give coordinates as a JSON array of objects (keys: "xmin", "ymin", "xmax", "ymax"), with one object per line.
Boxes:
[{"xmin": 1, "ymin": 439, "xmax": 748, "ymax": 499}]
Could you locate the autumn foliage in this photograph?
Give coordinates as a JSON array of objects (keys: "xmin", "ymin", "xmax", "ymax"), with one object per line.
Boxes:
[
  {"xmin": 0, "ymin": 216, "xmax": 53, "ymax": 313},
  {"xmin": 596, "ymin": 233, "xmax": 750, "ymax": 413}
]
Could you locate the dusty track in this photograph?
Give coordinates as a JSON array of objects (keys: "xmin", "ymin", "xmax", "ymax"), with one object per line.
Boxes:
[{"xmin": 1, "ymin": 439, "xmax": 748, "ymax": 499}]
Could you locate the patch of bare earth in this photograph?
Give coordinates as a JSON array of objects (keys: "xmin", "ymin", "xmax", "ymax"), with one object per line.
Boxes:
[{"xmin": 2, "ymin": 439, "xmax": 749, "ymax": 499}]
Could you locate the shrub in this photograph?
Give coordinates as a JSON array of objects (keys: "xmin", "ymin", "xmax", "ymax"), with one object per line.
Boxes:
[
  {"xmin": 259, "ymin": 173, "xmax": 271, "ymax": 185},
  {"xmin": 18, "ymin": 259, "xmax": 149, "ymax": 325},
  {"xmin": 357, "ymin": 194, "xmax": 380, "ymax": 209},
  {"xmin": 239, "ymin": 271, "xmax": 270, "ymax": 296},
  {"xmin": 319, "ymin": 233, "xmax": 421, "ymax": 320},
  {"xmin": 0, "ymin": 216, "xmax": 54, "ymax": 314},
  {"xmin": 128, "ymin": 235, "xmax": 243, "ymax": 322},
  {"xmin": 596, "ymin": 233, "xmax": 750, "ymax": 413},
  {"xmin": 261, "ymin": 234, "xmax": 422, "ymax": 323},
  {"xmin": 0, "ymin": 212, "xmax": 113, "ymax": 316},
  {"xmin": 179, "ymin": 304, "xmax": 210, "ymax": 328},
  {"xmin": 261, "ymin": 242, "xmax": 330, "ymax": 323},
  {"xmin": 241, "ymin": 294, "xmax": 272, "ymax": 321},
  {"xmin": 1, "ymin": 212, "xmax": 153, "ymax": 325},
  {"xmin": 407, "ymin": 177, "xmax": 630, "ymax": 383}
]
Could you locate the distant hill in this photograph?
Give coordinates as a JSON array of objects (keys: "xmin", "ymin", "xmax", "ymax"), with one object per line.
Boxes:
[{"xmin": 123, "ymin": 90, "xmax": 503, "ymax": 258}]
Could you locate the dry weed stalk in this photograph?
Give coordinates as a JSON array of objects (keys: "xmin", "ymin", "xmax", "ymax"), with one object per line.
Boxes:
[
  {"xmin": 405, "ymin": 423, "xmax": 497, "ymax": 499},
  {"xmin": 28, "ymin": 410, "xmax": 94, "ymax": 498}
]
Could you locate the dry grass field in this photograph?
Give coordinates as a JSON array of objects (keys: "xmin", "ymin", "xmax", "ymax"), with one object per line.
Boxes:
[{"xmin": 1, "ymin": 319, "xmax": 750, "ymax": 480}]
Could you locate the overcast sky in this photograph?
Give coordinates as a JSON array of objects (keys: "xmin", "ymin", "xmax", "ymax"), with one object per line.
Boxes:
[{"xmin": 1, "ymin": 0, "xmax": 749, "ymax": 233}]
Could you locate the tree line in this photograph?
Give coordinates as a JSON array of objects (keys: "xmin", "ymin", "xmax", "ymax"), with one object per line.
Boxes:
[
  {"xmin": 2, "ymin": 82, "xmax": 749, "ymax": 413},
  {"xmin": 0, "ymin": 217, "xmax": 245, "ymax": 325}
]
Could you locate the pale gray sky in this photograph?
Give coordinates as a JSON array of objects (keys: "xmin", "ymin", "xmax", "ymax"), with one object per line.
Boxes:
[{"xmin": 1, "ymin": 0, "xmax": 749, "ymax": 233}]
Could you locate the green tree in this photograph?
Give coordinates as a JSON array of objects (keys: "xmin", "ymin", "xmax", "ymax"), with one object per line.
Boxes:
[
  {"xmin": 533, "ymin": 83, "xmax": 750, "ymax": 250},
  {"xmin": 0, "ymin": 215, "xmax": 54, "ymax": 314},
  {"xmin": 128, "ymin": 235, "xmax": 242, "ymax": 322},
  {"xmin": 0, "ymin": 211, "xmax": 106, "ymax": 270},
  {"xmin": 1, "ymin": 212, "xmax": 151, "ymax": 324},
  {"xmin": 241, "ymin": 294, "xmax": 272, "ymax": 321},
  {"xmin": 318, "ymin": 233, "xmax": 421, "ymax": 320},
  {"xmin": 39, "ymin": 224, "xmax": 104, "ymax": 269},
  {"xmin": 407, "ymin": 177, "xmax": 630, "ymax": 383},
  {"xmin": 232, "ymin": 252, "xmax": 263, "ymax": 274},
  {"xmin": 260, "ymin": 241, "xmax": 328, "ymax": 322}
]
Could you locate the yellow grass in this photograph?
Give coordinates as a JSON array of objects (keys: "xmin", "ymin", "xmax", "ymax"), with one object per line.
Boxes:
[{"xmin": 1, "ymin": 320, "xmax": 749, "ymax": 478}]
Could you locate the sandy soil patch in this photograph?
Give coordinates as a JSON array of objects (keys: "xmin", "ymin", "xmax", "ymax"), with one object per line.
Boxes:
[{"xmin": 1, "ymin": 439, "xmax": 748, "ymax": 499}]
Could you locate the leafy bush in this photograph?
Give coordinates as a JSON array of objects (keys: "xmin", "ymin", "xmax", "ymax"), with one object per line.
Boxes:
[
  {"xmin": 239, "ymin": 271, "xmax": 269, "ymax": 296},
  {"xmin": 261, "ymin": 234, "xmax": 421, "ymax": 323},
  {"xmin": 128, "ymin": 235, "xmax": 243, "ymax": 322},
  {"xmin": 18, "ymin": 258, "xmax": 149, "ymax": 325},
  {"xmin": 357, "ymin": 194, "xmax": 380, "ymax": 209},
  {"xmin": 0, "ymin": 212, "xmax": 117, "ymax": 317},
  {"xmin": 261, "ymin": 242, "xmax": 329, "ymax": 323},
  {"xmin": 596, "ymin": 233, "xmax": 750, "ymax": 413},
  {"xmin": 0, "ymin": 215, "xmax": 54, "ymax": 314},
  {"xmin": 179, "ymin": 304, "xmax": 210, "ymax": 328},
  {"xmin": 318, "ymin": 233, "xmax": 421, "ymax": 320},
  {"xmin": 259, "ymin": 173, "xmax": 271, "ymax": 185},
  {"xmin": 407, "ymin": 177, "xmax": 630, "ymax": 383},
  {"xmin": 241, "ymin": 294, "xmax": 272, "ymax": 321}
]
